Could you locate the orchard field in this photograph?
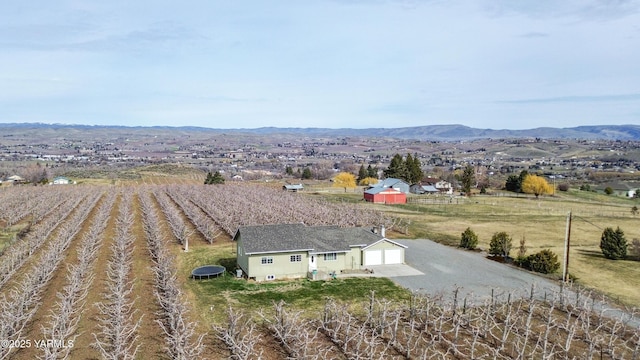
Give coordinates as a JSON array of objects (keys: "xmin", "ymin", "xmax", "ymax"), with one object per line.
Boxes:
[{"xmin": 0, "ymin": 182, "xmax": 639, "ymax": 359}]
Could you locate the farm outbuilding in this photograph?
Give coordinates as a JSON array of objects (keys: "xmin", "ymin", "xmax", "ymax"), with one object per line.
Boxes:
[{"xmin": 364, "ymin": 187, "xmax": 406, "ymax": 204}]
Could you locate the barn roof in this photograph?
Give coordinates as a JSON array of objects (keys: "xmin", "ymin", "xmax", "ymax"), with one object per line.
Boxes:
[
  {"xmin": 364, "ymin": 187, "xmax": 403, "ymax": 195},
  {"xmin": 234, "ymin": 223, "xmax": 386, "ymax": 255},
  {"xmin": 370, "ymin": 178, "xmax": 408, "ymax": 189}
]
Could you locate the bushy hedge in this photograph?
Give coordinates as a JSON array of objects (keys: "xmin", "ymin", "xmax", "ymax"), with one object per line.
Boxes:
[{"xmin": 521, "ymin": 249, "xmax": 560, "ymax": 274}]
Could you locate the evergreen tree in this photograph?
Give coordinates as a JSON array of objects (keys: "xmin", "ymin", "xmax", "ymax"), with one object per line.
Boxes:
[
  {"xmin": 489, "ymin": 231, "xmax": 512, "ymax": 259},
  {"xmin": 384, "ymin": 154, "xmax": 406, "ymax": 180},
  {"xmin": 357, "ymin": 164, "xmax": 368, "ymax": 183},
  {"xmin": 460, "ymin": 164, "xmax": 475, "ymax": 196},
  {"xmin": 600, "ymin": 227, "xmax": 627, "ymax": 260},
  {"xmin": 505, "ymin": 174, "xmax": 520, "ymax": 192},
  {"xmin": 460, "ymin": 227, "xmax": 478, "ymax": 250},
  {"xmin": 301, "ymin": 167, "xmax": 313, "ymax": 180},
  {"xmin": 204, "ymin": 171, "xmax": 225, "ymax": 184},
  {"xmin": 367, "ymin": 164, "xmax": 378, "ymax": 179},
  {"xmin": 408, "ymin": 152, "xmax": 423, "ymax": 184},
  {"xmin": 285, "ymin": 166, "xmax": 293, "ymax": 175},
  {"xmin": 522, "ymin": 249, "xmax": 560, "ymax": 274}
]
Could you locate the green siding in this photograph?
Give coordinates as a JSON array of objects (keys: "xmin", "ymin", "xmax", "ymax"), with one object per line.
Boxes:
[{"xmin": 246, "ymin": 252, "xmax": 309, "ymax": 281}]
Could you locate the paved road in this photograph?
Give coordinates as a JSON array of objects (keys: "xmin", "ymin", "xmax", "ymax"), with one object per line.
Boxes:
[{"xmin": 390, "ymin": 239, "xmax": 567, "ymax": 304}]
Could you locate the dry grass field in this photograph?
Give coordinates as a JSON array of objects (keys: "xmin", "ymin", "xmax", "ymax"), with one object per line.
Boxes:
[{"xmin": 311, "ymin": 186, "xmax": 640, "ymax": 308}]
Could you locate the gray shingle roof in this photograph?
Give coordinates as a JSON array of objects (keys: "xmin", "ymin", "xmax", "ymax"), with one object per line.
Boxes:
[{"xmin": 234, "ymin": 224, "xmax": 385, "ymax": 255}]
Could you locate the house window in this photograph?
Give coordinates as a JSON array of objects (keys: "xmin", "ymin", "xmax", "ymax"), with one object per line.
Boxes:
[
  {"xmin": 261, "ymin": 256, "xmax": 273, "ymax": 265},
  {"xmin": 324, "ymin": 253, "xmax": 337, "ymax": 261},
  {"xmin": 290, "ymin": 254, "xmax": 302, "ymax": 262}
]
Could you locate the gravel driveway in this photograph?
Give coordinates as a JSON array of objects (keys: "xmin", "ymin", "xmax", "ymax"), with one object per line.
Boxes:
[
  {"xmin": 390, "ymin": 239, "xmax": 564, "ymax": 304},
  {"xmin": 368, "ymin": 239, "xmax": 639, "ymax": 327}
]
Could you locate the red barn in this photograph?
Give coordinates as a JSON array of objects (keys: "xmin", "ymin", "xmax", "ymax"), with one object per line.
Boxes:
[{"xmin": 364, "ymin": 187, "xmax": 406, "ymax": 204}]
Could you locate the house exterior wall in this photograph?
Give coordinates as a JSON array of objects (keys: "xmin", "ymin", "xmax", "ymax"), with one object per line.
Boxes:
[
  {"xmin": 246, "ymin": 252, "xmax": 309, "ymax": 281},
  {"xmin": 236, "ymin": 235, "xmax": 249, "ymax": 275}
]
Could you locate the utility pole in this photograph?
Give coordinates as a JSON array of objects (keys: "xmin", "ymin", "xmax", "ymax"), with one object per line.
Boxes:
[{"xmin": 562, "ymin": 211, "xmax": 572, "ymax": 282}]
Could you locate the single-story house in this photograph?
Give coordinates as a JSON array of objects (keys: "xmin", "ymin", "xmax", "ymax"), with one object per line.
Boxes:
[
  {"xmin": 410, "ymin": 184, "xmax": 439, "ymax": 194},
  {"xmin": 283, "ymin": 184, "xmax": 304, "ymax": 192},
  {"xmin": 364, "ymin": 187, "xmax": 407, "ymax": 204},
  {"xmin": 420, "ymin": 177, "xmax": 454, "ymax": 194},
  {"xmin": 233, "ymin": 224, "xmax": 407, "ymax": 281},
  {"xmin": 3, "ymin": 175, "xmax": 26, "ymax": 185},
  {"xmin": 52, "ymin": 176, "xmax": 72, "ymax": 185}
]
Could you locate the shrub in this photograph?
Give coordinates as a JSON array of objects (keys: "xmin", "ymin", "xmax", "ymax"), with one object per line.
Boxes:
[
  {"xmin": 522, "ymin": 249, "xmax": 560, "ymax": 274},
  {"xmin": 489, "ymin": 232, "xmax": 512, "ymax": 259},
  {"xmin": 600, "ymin": 227, "xmax": 627, "ymax": 260},
  {"xmin": 557, "ymin": 183, "xmax": 569, "ymax": 192},
  {"xmin": 604, "ymin": 187, "xmax": 614, "ymax": 195},
  {"xmin": 460, "ymin": 228, "xmax": 478, "ymax": 250}
]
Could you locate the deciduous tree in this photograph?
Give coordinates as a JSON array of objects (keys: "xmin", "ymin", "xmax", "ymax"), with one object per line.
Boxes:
[
  {"xmin": 358, "ymin": 177, "xmax": 378, "ymax": 186},
  {"xmin": 333, "ymin": 172, "xmax": 357, "ymax": 192},
  {"xmin": 521, "ymin": 175, "xmax": 553, "ymax": 198}
]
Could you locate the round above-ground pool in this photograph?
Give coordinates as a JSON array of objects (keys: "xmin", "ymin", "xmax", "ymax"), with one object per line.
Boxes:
[{"xmin": 191, "ymin": 265, "xmax": 226, "ymax": 279}]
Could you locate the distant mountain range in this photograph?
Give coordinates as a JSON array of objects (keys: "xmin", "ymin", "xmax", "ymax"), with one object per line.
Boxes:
[{"xmin": 2, "ymin": 123, "xmax": 640, "ymax": 140}]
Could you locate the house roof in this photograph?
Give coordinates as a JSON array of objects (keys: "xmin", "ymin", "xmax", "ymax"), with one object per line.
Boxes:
[
  {"xmin": 420, "ymin": 185, "xmax": 439, "ymax": 192},
  {"xmin": 234, "ymin": 223, "xmax": 388, "ymax": 255},
  {"xmin": 283, "ymin": 184, "xmax": 304, "ymax": 190}
]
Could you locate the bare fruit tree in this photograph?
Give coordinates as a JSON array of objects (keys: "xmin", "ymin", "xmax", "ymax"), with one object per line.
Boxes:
[
  {"xmin": 92, "ymin": 189, "xmax": 143, "ymax": 360},
  {"xmin": 139, "ymin": 188, "xmax": 205, "ymax": 360}
]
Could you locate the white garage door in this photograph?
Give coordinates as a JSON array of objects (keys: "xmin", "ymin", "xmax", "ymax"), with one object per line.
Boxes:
[
  {"xmin": 365, "ymin": 250, "xmax": 382, "ymax": 265},
  {"xmin": 384, "ymin": 249, "xmax": 402, "ymax": 264}
]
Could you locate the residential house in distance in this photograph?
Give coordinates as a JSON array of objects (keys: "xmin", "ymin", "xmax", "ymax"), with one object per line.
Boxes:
[
  {"xmin": 233, "ymin": 224, "xmax": 407, "ymax": 281},
  {"xmin": 410, "ymin": 184, "xmax": 439, "ymax": 194},
  {"xmin": 52, "ymin": 176, "xmax": 73, "ymax": 185},
  {"xmin": 420, "ymin": 177, "xmax": 454, "ymax": 195},
  {"xmin": 363, "ymin": 177, "xmax": 409, "ymax": 204},
  {"xmin": 3, "ymin": 175, "xmax": 26, "ymax": 185},
  {"xmin": 283, "ymin": 183, "xmax": 304, "ymax": 192}
]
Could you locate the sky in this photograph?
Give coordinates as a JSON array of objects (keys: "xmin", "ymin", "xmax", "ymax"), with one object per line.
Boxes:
[{"xmin": 1, "ymin": 0, "xmax": 639, "ymax": 130}]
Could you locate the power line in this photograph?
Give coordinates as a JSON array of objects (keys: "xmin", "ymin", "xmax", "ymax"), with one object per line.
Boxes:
[{"xmin": 572, "ymin": 215, "xmax": 603, "ymax": 231}]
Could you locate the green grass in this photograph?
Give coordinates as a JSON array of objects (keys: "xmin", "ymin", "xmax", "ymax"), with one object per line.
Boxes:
[{"xmin": 178, "ymin": 242, "xmax": 411, "ymax": 322}]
